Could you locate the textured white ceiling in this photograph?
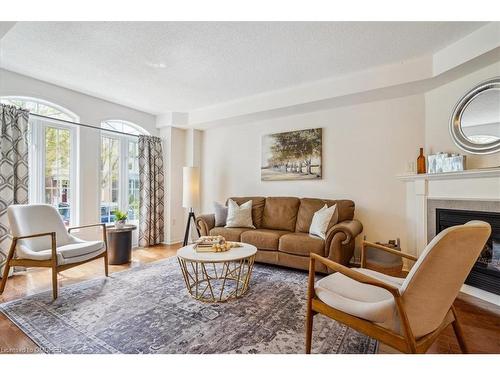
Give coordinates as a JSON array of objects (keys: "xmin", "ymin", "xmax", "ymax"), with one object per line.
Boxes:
[{"xmin": 0, "ymin": 21, "xmax": 487, "ymax": 114}]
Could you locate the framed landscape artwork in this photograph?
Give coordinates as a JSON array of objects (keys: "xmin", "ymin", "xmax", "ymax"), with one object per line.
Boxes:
[{"xmin": 261, "ymin": 128, "xmax": 322, "ymax": 181}]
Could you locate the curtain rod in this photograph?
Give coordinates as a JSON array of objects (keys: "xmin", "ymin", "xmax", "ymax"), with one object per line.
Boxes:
[{"xmin": 30, "ymin": 113, "xmax": 140, "ymax": 138}]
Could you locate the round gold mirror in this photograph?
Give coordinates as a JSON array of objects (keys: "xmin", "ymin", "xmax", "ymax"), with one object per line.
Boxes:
[{"xmin": 450, "ymin": 77, "xmax": 500, "ymax": 154}]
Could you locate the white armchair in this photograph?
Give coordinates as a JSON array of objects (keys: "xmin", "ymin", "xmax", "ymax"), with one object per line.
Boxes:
[
  {"xmin": 305, "ymin": 220, "xmax": 491, "ymax": 354},
  {"xmin": 0, "ymin": 204, "xmax": 108, "ymax": 299}
]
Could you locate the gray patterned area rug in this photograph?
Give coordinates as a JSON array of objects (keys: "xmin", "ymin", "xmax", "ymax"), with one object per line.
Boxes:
[{"xmin": 0, "ymin": 257, "xmax": 378, "ymax": 354}]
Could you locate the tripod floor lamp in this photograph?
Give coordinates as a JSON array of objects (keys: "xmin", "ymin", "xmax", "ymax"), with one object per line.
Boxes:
[{"xmin": 182, "ymin": 166, "xmax": 201, "ymax": 246}]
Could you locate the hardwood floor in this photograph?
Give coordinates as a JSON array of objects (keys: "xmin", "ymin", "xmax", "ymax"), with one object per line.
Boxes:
[{"xmin": 0, "ymin": 244, "xmax": 498, "ymax": 354}]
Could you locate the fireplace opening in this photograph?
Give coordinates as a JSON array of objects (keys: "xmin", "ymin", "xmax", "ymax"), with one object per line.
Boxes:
[{"xmin": 436, "ymin": 208, "xmax": 499, "ymax": 295}]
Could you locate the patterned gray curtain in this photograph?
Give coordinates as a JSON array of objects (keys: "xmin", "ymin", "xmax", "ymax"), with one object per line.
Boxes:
[
  {"xmin": 138, "ymin": 135, "xmax": 165, "ymax": 246},
  {"xmin": 0, "ymin": 105, "xmax": 29, "ymax": 257}
]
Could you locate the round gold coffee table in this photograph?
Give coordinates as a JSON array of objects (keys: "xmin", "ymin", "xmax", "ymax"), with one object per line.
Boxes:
[{"xmin": 177, "ymin": 243, "xmax": 257, "ymax": 303}]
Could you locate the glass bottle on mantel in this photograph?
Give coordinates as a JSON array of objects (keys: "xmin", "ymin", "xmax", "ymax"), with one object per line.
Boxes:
[{"xmin": 417, "ymin": 148, "xmax": 426, "ymax": 174}]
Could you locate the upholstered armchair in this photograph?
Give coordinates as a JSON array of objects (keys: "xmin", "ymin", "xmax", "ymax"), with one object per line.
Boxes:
[
  {"xmin": 305, "ymin": 221, "xmax": 491, "ymax": 354},
  {"xmin": 0, "ymin": 204, "xmax": 109, "ymax": 299}
]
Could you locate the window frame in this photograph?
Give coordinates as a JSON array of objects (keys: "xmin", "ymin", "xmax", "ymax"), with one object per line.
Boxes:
[
  {"xmin": 34, "ymin": 119, "xmax": 79, "ymax": 226},
  {"xmin": 99, "ymin": 120, "xmax": 148, "ymax": 227},
  {"xmin": 99, "ymin": 132, "xmax": 122, "ymax": 225},
  {"xmin": 0, "ymin": 96, "xmax": 79, "ymax": 122},
  {"xmin": 1, "ymin": 96, "xmax": 79, "ymax": 226},
  {"xmin": 101, "ymin": 119, "xmax": 150, "ymax": 136}
]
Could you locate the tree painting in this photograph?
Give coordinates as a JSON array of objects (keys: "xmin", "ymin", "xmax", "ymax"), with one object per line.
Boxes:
[{"xmin": 261, "ymin": 128, "xmax": 322, "ymax": 181}]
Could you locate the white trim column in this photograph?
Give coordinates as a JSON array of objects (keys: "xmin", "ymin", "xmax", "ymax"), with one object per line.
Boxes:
[{"xmin": 414, "ymin": 179, "xmax": 428, "ymax": 257}]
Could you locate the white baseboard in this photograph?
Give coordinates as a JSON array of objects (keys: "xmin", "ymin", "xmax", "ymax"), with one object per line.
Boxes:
[
  {"xmin": 163, "ymin": 239, "xmax": 183, "ymax": 245},
  {"xmin": 460, "ymin": 284, "xmax": 500, "ymax": 306}
]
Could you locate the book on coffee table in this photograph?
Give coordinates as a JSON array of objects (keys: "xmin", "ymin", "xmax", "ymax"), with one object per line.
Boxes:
[{"xmin": 193, "ymin": 236, "xmax": 242, "ymax": 252}]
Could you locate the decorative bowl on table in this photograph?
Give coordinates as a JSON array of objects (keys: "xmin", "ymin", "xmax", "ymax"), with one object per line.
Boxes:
[{"xmin": 194, "ymin": 235, "xmax": 241, "ymax": 252}]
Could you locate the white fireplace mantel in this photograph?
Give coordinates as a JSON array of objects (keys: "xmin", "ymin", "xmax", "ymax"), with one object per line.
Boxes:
[
  {"xmin": 398, "ymin": 167, "xmax": 500, "ymax": 305},
  {"xmin": 397, "ymin": 167, "xmax": 500, "ymax": 182}
]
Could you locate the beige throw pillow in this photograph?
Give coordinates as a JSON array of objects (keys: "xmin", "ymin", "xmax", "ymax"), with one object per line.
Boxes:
[
  {"xmin": 225, "ymin": 199, "xmax": 255, "ymax": 228},
  {"xmin": 309, "ymin": 204, "xmax": 337, "ymax": 239}
]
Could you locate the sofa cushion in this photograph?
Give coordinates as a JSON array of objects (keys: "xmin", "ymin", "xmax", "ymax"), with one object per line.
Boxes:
[
  {"xmin": 295, "ymin": 198, "xmax": 338, "ymax": 233},
  {"xmin": 240, "ymin": 229, "xmax": 290, "ymax": 251},
  {"xmin": 228, "ymin": 197, "xmax": 266, "ymax": 228},
  {"xmin": 262, "ymin": 197, "xmax": 300, "ymax": 232},
  {"xmin": 209, "ymin": 227, "xmax": 252, "ymax": 242},
  {"xmin": 278, "ymin": 232, "xmax": 325, "ymax": 257}
]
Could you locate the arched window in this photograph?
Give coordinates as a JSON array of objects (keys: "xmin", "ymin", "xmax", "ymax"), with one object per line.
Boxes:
[
  {"xmin": 100, "ymin": 120, "xmax": 148, "ymax": 225},
  {"xmin": 0, "ymin": 96, "xmax": 78, "ymax": 225},
  {"xmin": 1, "ymin": 96, "xmax": 78, "ymax": 122},
  {"xmin": 101, "ymin": 119, "xmax": 150, "ymax": 136}
]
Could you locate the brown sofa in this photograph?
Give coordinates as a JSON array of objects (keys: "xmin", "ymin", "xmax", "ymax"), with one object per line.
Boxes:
[{"xmin": 195, "ymin": 197, "xmax": 363, "ymax": 273}]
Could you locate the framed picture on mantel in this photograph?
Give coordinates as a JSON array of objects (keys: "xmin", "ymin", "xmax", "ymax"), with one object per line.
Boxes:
[{"xmin": 261, "ymin": 128, "xmax": 322, "ymax": 181}]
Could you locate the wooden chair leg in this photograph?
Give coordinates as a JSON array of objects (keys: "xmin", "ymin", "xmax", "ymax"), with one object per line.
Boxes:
[
  {"xmin": 451, "ymin": 305, "xmax": 469, "ymax": 353},
  {"xmin": 305, "ymin": 256, "xmax": 316, "ymax": 354},
  {"xmin": 103, "ymin": 228, "xmax": 109, "ymax": 277},
  {"xmin": 305, "ymin": 302, "xmax": 314, "ymax": 354},
  {"xmin": 104, "ymin": 252, "xmax": 109, "ymax": 277},
  {"xmin": 51, "ymin": 265, "xmax": 58, "ymax": 300},
  {"xmin": 1, "ymin": 240, "xmax": 16, "ymax": 294},
  {"xmin": 0, "ymin": 262, "xmax": 11, "ymax": 293}
]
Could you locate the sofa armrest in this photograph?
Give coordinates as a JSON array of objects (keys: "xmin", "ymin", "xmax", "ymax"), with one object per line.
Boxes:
[
  {"xmin": 325, "ymin": 219, "xmax": 363, "ymax": 265},
  {"xmin": 195, "ymin": 214, "xmax": 216, "ymax": 236},
  {"xmin": 326, "ymin": 220, "xmax": 363, "ymax": 246}
]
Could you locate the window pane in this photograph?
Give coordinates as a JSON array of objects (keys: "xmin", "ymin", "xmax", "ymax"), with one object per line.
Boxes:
[
  {"xmin": 0, "ymin": 97, "xmax": 76, "ymax": 122},
  {"xmin": 101, "ymin": 120, "xmax": 148, "ymax": 136},
  {"xmin": 44, "ymin": 127, "xmax": 71, "ymax": 225},
  {"xmin": 101, "ymin": 136, "xmax": 120, "ymax": 223},
  {"xmin": 128, "ymin": 141, "xmax": 140, "ymax": 221}
]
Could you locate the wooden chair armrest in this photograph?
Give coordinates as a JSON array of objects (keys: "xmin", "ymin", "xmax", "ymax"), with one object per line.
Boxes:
[
  {"xmin": 14, "ymin": 231, "xmax": 56, "ymax": 241},
  {"xmin": 361, "ymin": 240, "xmax": 418, "ymax": 267},
  {"xmin": 12, "ymin": 232, "xmax": 57, "ymax": 260},
  {"xmin": 68, "ymin": 223, "xmax": 107, "ymax": 242},
  {"xmin": 68, "ymin": 223, "xmax": 106, "ymax": 232},
  {"xmin": 310, "ymin": 253, "xmax": 401, "ymax": 297}
]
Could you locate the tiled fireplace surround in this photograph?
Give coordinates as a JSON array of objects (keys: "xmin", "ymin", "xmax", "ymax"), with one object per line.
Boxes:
[{"xmin": 398, "ymin": 168, "xmax": 500, "ymax": 305}]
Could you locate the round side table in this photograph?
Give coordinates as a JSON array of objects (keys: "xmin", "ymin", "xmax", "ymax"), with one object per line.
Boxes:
[
  {"xmin": 106, "ymin": 225, "xmax": 137, "ymax": 265},
  {"xmin": 177, "ymin": 243, "xmax": 257, "ymax": 303}
]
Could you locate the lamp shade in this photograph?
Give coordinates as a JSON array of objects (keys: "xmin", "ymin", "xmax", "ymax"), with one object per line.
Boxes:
[{"xmin": 182, "ymin": 167, "xmax": 200, "ymax": 209}]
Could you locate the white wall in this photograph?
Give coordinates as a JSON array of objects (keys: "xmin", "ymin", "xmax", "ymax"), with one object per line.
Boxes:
[
  {"xmin": 0, "ymin": 69, "xmax": 157, "ymax": 235},
  {"xmin": 161, "ymin": 126, "xmax": 187, "ymax": 244},
  {"xmin": 200, "ymin": 94, "xmax": 425, "ymax": 252},
  {"xmin": 425, "ymin": 61, "xmax": 500, "ymax": 169}
]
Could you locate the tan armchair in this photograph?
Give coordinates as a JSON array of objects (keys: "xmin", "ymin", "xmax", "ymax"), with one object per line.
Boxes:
[
  {"xmin": 0, "ymin": 204, "xmax": 109, "ymax": 299},
  {"xmin": 305, "ymin": 221, "xmax": 491, "ymax": 354}
]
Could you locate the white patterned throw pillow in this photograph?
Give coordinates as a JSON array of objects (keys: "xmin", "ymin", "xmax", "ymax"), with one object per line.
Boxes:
[
  {"xmin": 309, "ymin": 204, "xmax": 337, "ymax": 239},
  {"xmin": 225, "ymin": 199, "xmax": 255, "ymax": 228}
]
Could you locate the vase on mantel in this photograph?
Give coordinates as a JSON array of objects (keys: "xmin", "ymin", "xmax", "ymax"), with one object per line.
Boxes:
[{"xmin": 417, "ymin": 148, "xmax": 426, "ymax": 174}]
